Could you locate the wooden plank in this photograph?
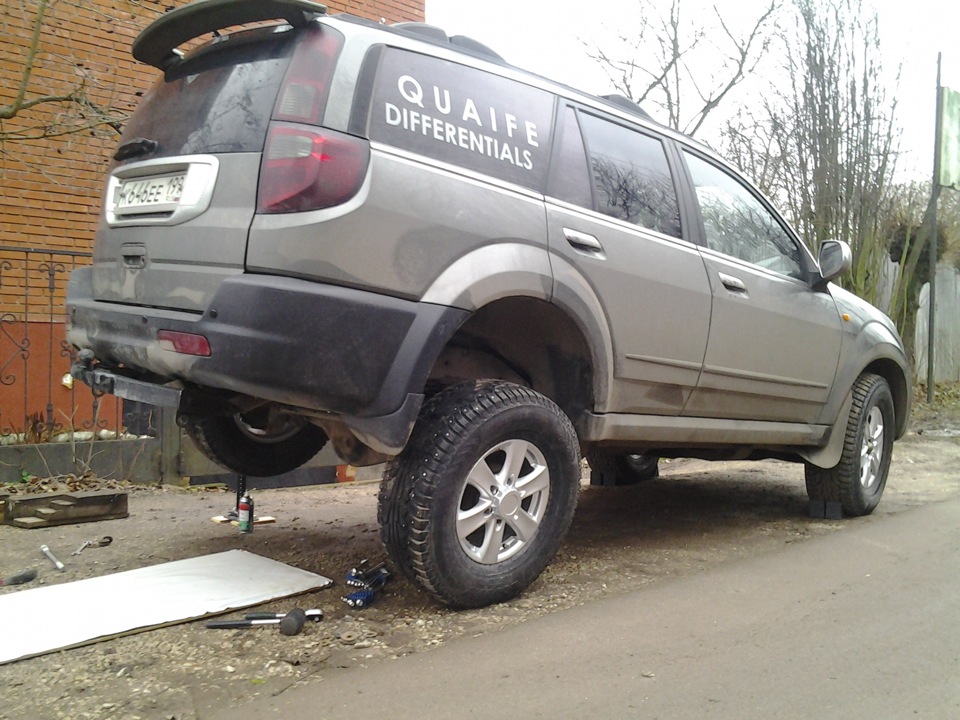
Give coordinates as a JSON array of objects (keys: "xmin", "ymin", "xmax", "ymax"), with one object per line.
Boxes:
[
  {"xmin": 2, "ymin": 490, "xmax": 128, "ymax": 528},
  {"xmin": 10, "ymin": 517, "xmax": 44, "ymax": 528}
]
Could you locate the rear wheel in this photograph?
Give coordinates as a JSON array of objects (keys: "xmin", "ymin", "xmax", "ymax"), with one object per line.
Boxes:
[
  {"xmin": 185, "ymin": 410, "xmax": 327, "ymax": 477},
  {"xmin": 379, "ymin": 381, "xmax": 580, "ymax": 608},
  {"xmin": 805, "ymin": 373, "xmax": 894, "ymax": 516}
]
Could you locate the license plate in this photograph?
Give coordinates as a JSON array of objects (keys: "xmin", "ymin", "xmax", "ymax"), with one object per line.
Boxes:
[{"xmin": 114, "ymin": 173, "xmax": 186, "ymax": 213}]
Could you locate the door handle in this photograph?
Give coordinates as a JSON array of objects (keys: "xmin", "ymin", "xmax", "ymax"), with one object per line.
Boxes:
[
  {"xmin": 718, "ymin": 272, "xmax": 747, "ymax": 293},
  {"xmin": 563, "ymin": 228, "xmax": 604, "ymax": 253}
]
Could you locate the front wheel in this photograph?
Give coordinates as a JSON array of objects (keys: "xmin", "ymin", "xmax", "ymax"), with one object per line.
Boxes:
[
  {"xmin": 379, "ymin": 381, "xmax": 581, "ymax": 608},
  {"xmin": 805, "ymin": 373, "xmax": 894, "ymax": 516}
]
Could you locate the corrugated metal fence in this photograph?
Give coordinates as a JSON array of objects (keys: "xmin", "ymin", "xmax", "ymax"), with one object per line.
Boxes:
[{"xmin": 916, "ymin": 265, "xmax": 960, "ymax": 383}]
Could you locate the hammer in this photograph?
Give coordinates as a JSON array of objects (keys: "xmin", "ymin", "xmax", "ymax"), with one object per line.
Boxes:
[{"xmin": 205, "ymin": 608, "xmax": 319, "ymax": 636}]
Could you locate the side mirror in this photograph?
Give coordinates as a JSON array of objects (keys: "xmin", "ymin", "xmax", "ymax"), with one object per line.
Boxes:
[{"xmin": 817, "ymin": 240, "xmax": 852, "ymax": 285}]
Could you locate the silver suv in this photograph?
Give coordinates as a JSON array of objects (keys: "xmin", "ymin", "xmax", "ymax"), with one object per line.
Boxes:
[{"xmin": 67, "ymin": 0, "xmax": 911, "ymax": 608}]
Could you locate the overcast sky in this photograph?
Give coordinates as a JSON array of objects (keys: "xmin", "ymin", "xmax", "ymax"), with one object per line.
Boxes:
[{"xmin": 425, "ymin": 0, "xmax": 960, "ymax": 181}]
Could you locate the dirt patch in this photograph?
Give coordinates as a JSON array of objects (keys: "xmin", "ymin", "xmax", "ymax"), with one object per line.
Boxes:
[{"xmin": 2, "ymin": 398, "xmax": 959, "ymax": 720}]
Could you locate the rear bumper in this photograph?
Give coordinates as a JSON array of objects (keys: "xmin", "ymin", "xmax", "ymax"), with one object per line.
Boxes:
[{"xmin": 66, "ymin": 267, "xmax": 467, "ymax": 452}]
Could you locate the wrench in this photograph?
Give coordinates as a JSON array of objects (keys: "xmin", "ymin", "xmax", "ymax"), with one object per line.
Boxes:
[{"xmin": 72, "ymin": 536, "xmax": 113, "ymax": 555}]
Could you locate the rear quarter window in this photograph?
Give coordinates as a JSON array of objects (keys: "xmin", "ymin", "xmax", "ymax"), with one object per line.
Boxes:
[{"xmin": 367, "ymin": 48, "xmax": 555, "ymax": 190}]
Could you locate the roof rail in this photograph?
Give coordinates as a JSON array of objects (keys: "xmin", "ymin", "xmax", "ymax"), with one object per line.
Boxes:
[
  {"xmin": 392, "ymin": 22, "xmax": 448, "ymax": 41},
  {"xmin": 392, "ymin": 22, "xmax": 503, "ymax": 61},
  {"xmin": 600, "ymin": 94, "xmax": 653, "ymax": 121}
]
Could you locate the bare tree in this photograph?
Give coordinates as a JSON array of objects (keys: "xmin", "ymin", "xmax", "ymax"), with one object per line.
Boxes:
[
  {"xmin": 725, "ymin": 0, "xmax": 900, "ymax": 304},
  {"xmin": 721, "ymin": 102, "xmax": 787, "ymax": 195},
  {"xmin": 587, "ymin": 0, "xmax": 780, "ymax": 136},
  {"xmin": 1, "ymin": 0, "xmax": 159, "ymax": 147},
  {"xmin": 784, "ymin": 0, "xmax": 899, "ymax": 251}
]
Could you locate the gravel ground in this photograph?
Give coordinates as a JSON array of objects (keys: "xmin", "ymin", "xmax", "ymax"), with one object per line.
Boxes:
[{"xmin": 2, "ymin": 400, "xmax": 958, "ymax": 720}]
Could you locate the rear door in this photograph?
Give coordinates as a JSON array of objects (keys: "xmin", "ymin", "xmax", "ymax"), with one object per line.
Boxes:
[
  {"xmin": 545, "ymin": 107, "xmax": 712, "ymax": 415},
  {"xmin": 92, "ymin": 26, "xmax": 301, "ymax": 313},
  {"xmin": 679, "ymin": 150, "xmax": 843, "ymax": 423}
]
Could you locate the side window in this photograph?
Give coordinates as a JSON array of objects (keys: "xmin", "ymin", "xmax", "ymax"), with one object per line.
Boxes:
[
  {"xmin": 546, "ymin": 107, "xmax": 592, "ymax": 208},
  {"xmin": 368, "ymin": 48, "xmax": 554, "ymax": 190},
  {"xmin": 578, "ymin": 113, "xmax": 681, "ymax": 238},
  {"xmin": 684, "ymin": 152, "xmax": 804, "ymax": 279}
]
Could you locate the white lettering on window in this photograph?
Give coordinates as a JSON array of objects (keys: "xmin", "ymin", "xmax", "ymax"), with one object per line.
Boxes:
[{"xmin": 398, "ymin": 75, "xmax": 424, "ymax": 108}]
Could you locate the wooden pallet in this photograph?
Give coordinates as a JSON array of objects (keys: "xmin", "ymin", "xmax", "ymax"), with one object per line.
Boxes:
[{"xmin": 2, "ymin": 490, "xmax": 128, "ymax": 528}]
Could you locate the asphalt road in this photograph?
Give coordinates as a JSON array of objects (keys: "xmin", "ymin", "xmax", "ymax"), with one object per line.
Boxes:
[{"xmin": 222, "ymin": 498, "xmax": 960, "ymax": 720}]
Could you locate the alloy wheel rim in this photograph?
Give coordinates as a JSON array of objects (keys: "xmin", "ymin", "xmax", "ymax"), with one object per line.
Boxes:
[
  {"xmin": 859, "ymin": 406, "xmax": 885, "ymax": 490},
  {"xmin": 234, "ymin": 413, "xmax": 304, "ymax": 444},
  {"xmin": 456, "ymin": 439, "xmax": 550, "ymax": 564}
]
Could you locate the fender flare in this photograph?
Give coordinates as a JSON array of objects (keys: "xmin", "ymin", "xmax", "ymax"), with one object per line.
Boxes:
[
  {"xmin": 815, "ymin": 319, "xmax": 911, "ymax": 439},
  {"xmin": 420, "ymin": 244, "xmax": 615, "ymax": 416},
  {"xmin": 805, "ymin": 317, "xmax": 912, "ymax": 469},
  {"xmin": 420, "ymin": 242, "xmax": 552, "ymax": 309},
  {"xmin": 547, "ymin": 254, "xmax": 616, "ymax": 415}
]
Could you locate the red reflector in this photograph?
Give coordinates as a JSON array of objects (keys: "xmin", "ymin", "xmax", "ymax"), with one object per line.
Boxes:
[{"xmin": 157, "ymin": 330, "xmax": 211, "ymax": 357}]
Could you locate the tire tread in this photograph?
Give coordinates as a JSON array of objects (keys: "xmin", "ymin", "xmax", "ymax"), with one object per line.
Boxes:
[
  {"xmin": 185, "ymin": 416, "xmax": 326, "ymax": 477},
  {"xmin": 379, "ymin": 380, "xmax": 580, "ymax": 607},
  {"xmin": 804, "ymin": 373, "xmax": 893, "ymax": 517}
]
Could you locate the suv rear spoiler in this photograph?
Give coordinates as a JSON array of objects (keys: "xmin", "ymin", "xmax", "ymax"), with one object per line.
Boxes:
[{"xmin": 133, "ymin": 0, "xmax": 328, "ymax": 70}]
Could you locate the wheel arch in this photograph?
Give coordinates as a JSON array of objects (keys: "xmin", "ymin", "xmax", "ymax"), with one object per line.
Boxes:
[
  {"xmin": 548, "ymin": 253, "xmax": 615, "ymax": 414},
  {"xmin": 818, "ymin": 317, "xmax": 912, "ymax": 438},
  {"xmin": 419, "ymin": 243, "xmax": 613, "ymax": 426},
  {"xmin": 803, "ymin": 353, "xmax": 911, "ymax": 469},
  {"xmin": 862, "ymin": 356, "xmax": 911, "ymax": 439},
  {"xmin": 420, "ymin": 242, "xmax": 554, "ymax": 310},
  {"xmin": 426, "ymin": 295, "xmax": 597, "ymax": 430}
]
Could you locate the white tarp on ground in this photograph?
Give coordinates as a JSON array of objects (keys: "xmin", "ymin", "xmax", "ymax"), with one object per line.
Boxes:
[{"xmin": 0, "ymin": 550, "xmax": 332, "ymax": 665}]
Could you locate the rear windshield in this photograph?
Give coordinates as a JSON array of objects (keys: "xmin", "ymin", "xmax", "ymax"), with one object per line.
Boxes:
[{"xmin": 119, "ymin": 27, "xmax": 298, "ymax": 157}]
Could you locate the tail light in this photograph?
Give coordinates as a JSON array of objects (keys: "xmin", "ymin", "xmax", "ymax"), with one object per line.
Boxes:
[
  {"xmin": 273, "ymin": 27, "xmax": 341, "ymax": 125},
  {"xmin": 257, "ymin": 125, "xmax": 369, "ymax": 213},
  {"xmin": 256, "ymin": 25, "xmax": 368, "ymax": 213}
]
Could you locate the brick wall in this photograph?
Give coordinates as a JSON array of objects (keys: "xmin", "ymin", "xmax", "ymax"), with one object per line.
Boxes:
[
  {"xmin": 0, "ymin": 0, "xmax": 425, "ymax": 318},
  {"xmin": 0, "ymin": 0, "xmax": 422, "ymax": 438}
]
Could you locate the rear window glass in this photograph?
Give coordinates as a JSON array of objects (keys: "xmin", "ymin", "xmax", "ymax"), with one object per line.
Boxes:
[
  {"xmin": 368, "ymin": 48, "xmax": 555, "ymax": 190},
  {"xmin": 579, "ymin": 112, "xmax": 681, "ymax": 238},
  {"xmin": 119, "ymin": 28, "xmax": 297, "ymax": 157},
  {"xmin": 547, "ymin": 107, "xmax": 592, "ymax": 207}
]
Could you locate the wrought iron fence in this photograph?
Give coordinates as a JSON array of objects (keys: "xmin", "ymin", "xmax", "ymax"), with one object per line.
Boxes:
[
  {"xmin": 0, "ymin": 245, "xmax": 124, "ymax": 442},
  {"xmin": 0, "ymin": 245, "xmax": 332, "ymax": 484}
]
